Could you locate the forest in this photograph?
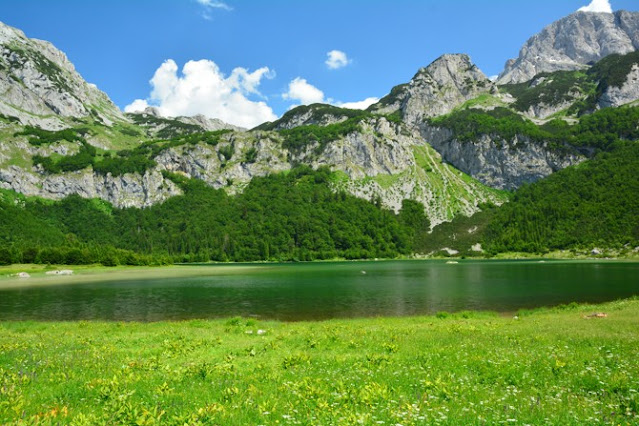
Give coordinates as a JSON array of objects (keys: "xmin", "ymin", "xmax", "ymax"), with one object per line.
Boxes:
[
  {"xmin": 429, "ymin": 105, "xmax": 639, "ymax": 153},
  {"xmin": 482, "ymin": 142, "xmax": 639, "ymax": 253},
  {"xmin": 0, "ymin": 167, "xmax": 426, "ymax": 265}
]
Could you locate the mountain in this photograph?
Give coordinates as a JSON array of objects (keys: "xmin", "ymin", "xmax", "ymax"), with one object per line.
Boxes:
[
  {"xmin": 370, "ymin": 54, "xmax": 496, "ymax": 123},
  {"xmin": 366, "ymin": 53, "xmax": 584, "ymax": 190},
  {"xmin": 0, "ymin": 23, "xmax": 506, "ymax": 226},
  {"xmin": 500, "ymin": 50, "xmax": 639, "ymax": 119},
  {"xmin": 1, "ymin": 9, "xmax": 639, "ymax": 263},
  {"xmin": 499, "ymin": 10, "xmax": 639, "ymax": 84},
  {"xmin": 0, "ymin": 21, "xmax": 124, "ymax": 129},
  {"xmin": 398, "ymin": 50, "xmax": 639, "ymax": 190},
  {"xmin": 1, "ymin": 12, "xmax": 639, "ymax": 239}
]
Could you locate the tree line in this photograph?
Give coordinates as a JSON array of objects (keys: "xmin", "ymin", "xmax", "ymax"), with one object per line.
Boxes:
[{"xmin": 0, "ymin": 167, "xmax": 428, "ymax": 266}]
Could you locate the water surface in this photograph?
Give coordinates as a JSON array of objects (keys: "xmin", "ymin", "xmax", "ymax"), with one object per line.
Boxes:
[{"xmin": 0, "ymin": 260, "xmax": 637, "ymax": 321}]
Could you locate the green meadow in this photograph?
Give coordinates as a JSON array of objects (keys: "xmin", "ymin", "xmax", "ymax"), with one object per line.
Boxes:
[{"xmin": 1, "ymin": 299, "xmax": 639, "ymax": 425}]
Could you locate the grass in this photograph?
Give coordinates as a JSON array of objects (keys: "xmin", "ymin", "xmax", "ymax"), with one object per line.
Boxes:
[
  {"xmin": 457, "ymin": 94, "xmax": 507, "ymax": 111},
  {"xmin": 1, "ymin": 298, "xmax": 638, "ymax": 424}
]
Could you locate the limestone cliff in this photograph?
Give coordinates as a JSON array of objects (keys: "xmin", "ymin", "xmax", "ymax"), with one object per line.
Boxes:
[
  {"xmin": 0, "ymin": 114, "xmax": 506, "ymax": 226},
  {"xmin": 0, "ymin": 21, "xmax": 124, "ymax": 129},
  {"xmin": 499, "ymin": 10, "xmax": 639, "ymax": 84},
  {"xmin": 420, "ymin": 126, "xmax": 584, "ymax": 191},
  {"xmin": 598, "ymin": 63, "xmax": 639, "ymax": 108}
]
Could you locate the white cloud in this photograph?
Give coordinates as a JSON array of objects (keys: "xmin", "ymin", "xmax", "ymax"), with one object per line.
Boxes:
[
  {"xmin": 196, "ymin": 0, "xmax": 231, "ymax": 20},
  {"xmin": 196, "ymin": 0, "xmax": 232, "ymax": 10},
  {"xmin": 283, "ymin": 78, "xmax": 325, "ymax": 105},
  {"xmin": 325, "ymin": 50, "xmax": 351, "ymax": 70},
  {"xmin": 124, "ymin": 99, "xmax": 149, "ymax": 113},
  {"xmin": 282, "ymin": 77, "xmax": 379, "ymax": 110},
  {"xmin": 337, "ymin": 97, "xmax": 380, "ymax": 110},
  {"xmin": 578, "ymin": 0, "xmax": 613, "ymax": 13},
  {"xmin": 125, "ymin": 59, "xmax": 277, "ymax": 129}
]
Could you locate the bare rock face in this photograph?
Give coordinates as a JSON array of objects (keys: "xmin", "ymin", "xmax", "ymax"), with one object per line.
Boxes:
[
  {"xmin": 499, "ymin": 10, "xmax": 639, "ymax": 84},
  {"xmin": 151, "ymin": 117, "xmax": 506, "ymax": 226},
  {"xmin": 421, "ymin": 126, "xmax": 585, "ymax": 190},
  {"xmin": 598, "ymin": 63, "xmax": 639, "ymax": 108},
  {"xmin": 154, "ymin": 131, "xmax": 290, "ymax": 192},
  {"xmin": 0, "ymin": 166, "xmax": 181, "ymax": 208},
  {"xmin": 0, "ymin": 21, "xmax": 124, "ymax": 129},
  {"xmin": 371, "ymin": 54, "xmax": 495, "ymax": 124}
]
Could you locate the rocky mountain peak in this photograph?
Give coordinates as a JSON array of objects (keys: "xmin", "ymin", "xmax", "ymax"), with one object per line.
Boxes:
[
  {"xmin": 419, "ymin": 54, "xmax": 486, "ymax": 85},
  {"xmin": 0, "ymin": 20, "xmax": 124, "ymax": 129},
  {"xmin": 373, "ymin": 53, "xmax": 495, "ymax": 125},
  {"xmin": 498, "ymin": 10, "xmax": 639, "ymax": 84}
]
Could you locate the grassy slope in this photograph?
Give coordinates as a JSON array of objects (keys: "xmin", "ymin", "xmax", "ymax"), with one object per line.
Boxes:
[{"xmin": 1, "ymin": 299, "xmax": 638, "ymax": 425}]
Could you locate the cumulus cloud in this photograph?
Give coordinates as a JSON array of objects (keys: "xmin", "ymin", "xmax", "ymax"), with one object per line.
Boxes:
[
  {"xmin": 578, "ymin": 0, "xmax": 613, "ymax": 13},
  {"xmin": 124, "ymin": 99, "xmax": 149, "ymax": 113},
  {"xmin": 282, "ymin": 78, "xmax": 379, "ymax": 110},
  {"xmin": 283, "ymin": 78, "xmax": 325, "ymax": 105},
  {"xmin": 325, "ymin": 50, "xmax": 351, "ymax": 70},
  {"xmin": 125, "ymin": 59, "xmax": 277, "ymax": 129},
  {"xmin": 337, "ymin": 97, "xmax": 380, "ymax": 110}
]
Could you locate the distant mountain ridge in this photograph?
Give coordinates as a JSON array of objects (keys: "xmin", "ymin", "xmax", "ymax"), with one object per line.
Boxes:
[{"xmin": 499, "ymin": 10, "xmax": 639, "ymax": 84}]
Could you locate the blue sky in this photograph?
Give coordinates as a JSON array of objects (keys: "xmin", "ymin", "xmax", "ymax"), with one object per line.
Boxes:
[{"xmin": 1, "ymin": 0, "xmax": 637, "ymax": 127}]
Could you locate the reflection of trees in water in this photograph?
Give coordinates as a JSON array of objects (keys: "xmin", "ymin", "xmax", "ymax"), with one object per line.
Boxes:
[{"xmin": 0, "ymin": 262, "xmax": 636, "ymax": 321}]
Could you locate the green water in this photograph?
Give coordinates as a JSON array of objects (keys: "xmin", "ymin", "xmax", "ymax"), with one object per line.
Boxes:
[{"xmin": 0, "ymin": 260, "xmax": 637, "ymax": 321}]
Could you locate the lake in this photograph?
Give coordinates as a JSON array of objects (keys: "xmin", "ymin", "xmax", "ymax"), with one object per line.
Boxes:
[{"xmin": 0, "ymin": 260, "xmax": 637, "ymax": 321}]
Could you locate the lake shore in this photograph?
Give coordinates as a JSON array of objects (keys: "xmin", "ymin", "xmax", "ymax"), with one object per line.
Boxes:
[
  {"xmin": 0, "ymin": 298, "xmax": 637, "ymax": 424},
  {"xmin": 0, "ymin": 263, "xmax": 271, "ymax": 290},
  {"xmin": 2, "ymin": 255, "xmax": 639, "ymax": 289}
]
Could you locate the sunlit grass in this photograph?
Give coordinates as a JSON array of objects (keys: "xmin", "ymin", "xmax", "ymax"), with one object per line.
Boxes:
[{"xmin": 1, "ymin": 299, "xmax": 638, "ymax": 424}]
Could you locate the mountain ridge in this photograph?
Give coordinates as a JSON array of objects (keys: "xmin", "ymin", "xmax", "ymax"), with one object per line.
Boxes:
[
  {"xmin": 0, "ymin": 11, "xmax": 638, "ymax": 230},
  {"xmin": 0, "ymin": 20, "xmax": 124, "ymax": 130},
  {"xmin": 498, "ymin": 10, "xmax": 639, "ymax": 84}
]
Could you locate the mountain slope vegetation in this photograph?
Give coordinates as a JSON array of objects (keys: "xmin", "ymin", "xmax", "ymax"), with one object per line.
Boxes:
[
  {"xmin": 482, "ymin": 142, "xmax": 639, "ymax": 253},
  {"xmin": 0, "ymin": 167, "xmax": 426, "ymax": 265}
]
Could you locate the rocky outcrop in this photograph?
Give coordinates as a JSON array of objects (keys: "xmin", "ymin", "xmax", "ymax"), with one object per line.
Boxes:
[
  {"xmin": 293, "ymin": 118, "xmax": 415, "ymax": 179},
  {"xmin": 371, "ymin": 54, "xmax": 495, "ymax": 124},
  {"xmin": 499, "ymin": 11, "xmax": 639, "ymax": 84},
  {"xmin": 598, "ymin": 63, "xmax": 639, "ymax": 108},
  {"xmin": 0, "ymin": 21, "xmax": 124, "ymax": 130},
  {"xmin": 522, "ymin": 100, "xmax": 577, "ymax": 120},
  {"xmin": 155, "ymin": 131, "xmax": 289, "ymax": 192},
  {"xmin": 0, "ymin": 165, "xmax": 181, "ymax": 208},
  {"xmin": 129, "ymin": 107, "xmax": 243, "ymax": 137},
  {"xmin": 256, "ymin": 104, "xmax": 357, "ymax": 131},
  {"xmin": 421, "ymin": 126, "xmax": 584, "ymax": 190},
  {"xmin": 511, "ymin": 73, "xmax": 591, "ymax": 120}
]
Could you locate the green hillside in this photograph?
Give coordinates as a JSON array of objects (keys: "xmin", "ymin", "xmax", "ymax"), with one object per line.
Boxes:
[
  {"xmin": 483, "ymin": 143, "xmax": 639, "ymax": 253},
  {"xmin": 0, "ymin": 167, "xmax": 425, "ymax": 265}
]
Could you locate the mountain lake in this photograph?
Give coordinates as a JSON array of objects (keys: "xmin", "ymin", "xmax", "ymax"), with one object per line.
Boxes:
[{"xmin": 0, "ymin": 260, "xmax": 637, "ymax": 322}]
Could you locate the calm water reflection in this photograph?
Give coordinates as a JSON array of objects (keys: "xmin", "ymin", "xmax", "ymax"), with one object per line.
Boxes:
[{"xmin": 0, "ymin": 260, "xmax": 637, "ymax": 321}]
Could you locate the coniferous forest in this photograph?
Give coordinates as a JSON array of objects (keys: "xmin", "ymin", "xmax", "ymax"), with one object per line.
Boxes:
[
  {"xmin": 483, "ymin": 142, "xmax": 639, "ymax": 253},
  {"xmin": 0, "ymin": 167, "xmax": 425, "ymax": 265}
]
